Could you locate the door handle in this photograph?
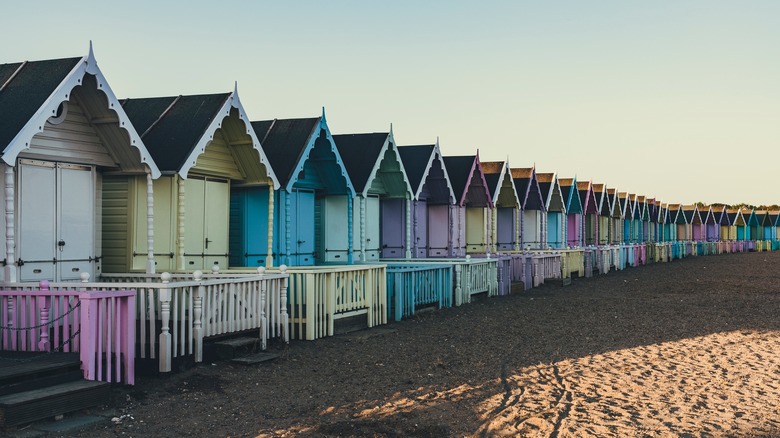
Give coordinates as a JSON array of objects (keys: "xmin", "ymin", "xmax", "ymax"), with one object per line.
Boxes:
[
  {"xmin": 205, "ymin": 238, "xmax": 212, "ymax": 249},
  {"xmin": 58, "ymin": 240, "xmax": 65, "ymax": 252}
]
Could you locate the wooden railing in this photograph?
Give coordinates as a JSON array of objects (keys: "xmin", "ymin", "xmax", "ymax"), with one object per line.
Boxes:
[
  {"xmin": 385, "ymin": 263, "xmax": 453, "ymax": 321},
  {"xmin": 3, "ymin": 268, "xmax": 288, "ymax": 372},
  {"xmin": 0, "ymin": 283, "xmax": 136, "ymax": 384}
]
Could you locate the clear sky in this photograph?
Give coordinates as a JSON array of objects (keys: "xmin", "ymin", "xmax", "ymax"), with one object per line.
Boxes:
[{"xmin": 3, "ymin": 1, "xmax": 779, "ymax": 206}]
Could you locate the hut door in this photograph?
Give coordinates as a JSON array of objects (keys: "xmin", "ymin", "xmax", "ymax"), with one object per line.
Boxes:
[
  {"xmin": 380, "ymin": 198, "xmax": 405, "ymax": 258},
  {"xmin": 523, "ymin": 210, "xmax": 539, "ymax": 249},
  {"xmin": 319, "ymin": 195, "xmax": 350, "ymax": 263},
  {"xmin": 497, "ymin": 207, "xmax": 515, "ymax": 250},
  {"xmin": 293, "ymin": 190, "xmax": 315, "ymax": 265},
  {"xmin": 133, "ymin": 177, "xmax": 175, "ymax": 272},
  {"xmin": 465, "ymin": 207, "xmax": 486, "ymax": 253},
  {"xmin": 18, "ymin": 161, "xmax": 95, "ymax": 281},
  {"xmin": 546, "ymin": 212, "xmax": 560, "ymax": 248},
  {"xmin": 184, "ymin": 177, "xmax": 229, "ymax": 270},
  {"xmin": 365, "ymin": 196, "xmax": 380, "ymax": 260},
  {"xmin": 427, "ymin": 204, "xmax": 449, "ymax": 257}
]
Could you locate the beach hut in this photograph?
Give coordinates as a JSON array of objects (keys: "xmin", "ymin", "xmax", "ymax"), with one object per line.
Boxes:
[
  {"xmin": 645, "ymin": 198, "xmax": 657, "ymax": 242},
  {"xmin": 726, "ymin": 209, "xmax": 746, "ymax": 241},
  {"xmin": 443, "ymin": 154, "xmax": 493, "ymax": 255},
  {"xmin": 397, "ymin": 143, "xmax": 456, "ymax": 258},
  {"xmin": 118, "ymin": 88, "xmax": 277, "ymax": 272},
  {"xmin": 252, "ymin": 112, "xmax": 355, "ymax": 266},
  {"xmin": 333, "ymin": 130, "xmax": 413, "ymax": 260},
  {"xmin": 593, "ymin": 184, "xmax": 610, "ymax": 245},
  {"xmin": 715, "ymin": 206, "xmax": 730, "ymax": 241},
  {"xmin": 482, "ymin": 161, "xmax": 521, "ymax": 252},
  {"xmin": 744, "ymin": 208, "xmax": 759, "ymax": 241},
  {"xmin": 0, "ymin": 47, "xmax": 161, "ymax": 282},
  {"xmin": 538, "ymin": 172, "xmax": 566, "ymax": 249},
  {"xmin": 758, "ymin": 210, "xmax": 775, "ymax": 241},
  {"xmin": 771, "ymin": 211, "xmax": 780, "ymax": 243},
  {"xmin": 702, "ymin": 206, "xmax": 719, "ymax": 241},
  {"xmin": 667, "ymin": 204, "xmax": 685, "ymax": 241},
  {"xmin": 559, "ymin": 178, "xmax": 583, "ymax": 247},
  {"xmin": 682, "ymin": 205, "xmax": 703, "ymax": 241},
  {"xmin": 578, "ymin": 181, "xmax": 599, "ymax": 246},
  {"xmin": 512, "ymin": 167, "xmax": 546, "ymax": 250},
  {"xmin": 618, "ymin": 193, "xmax": 632, "ymax": 243},
  {"xmin": 628, "ymin": 194, "xmax": 642, "ymax": 243},
  {"xmin": 607, "ymin": 188, "xmax": 622, "ymax": 244}
]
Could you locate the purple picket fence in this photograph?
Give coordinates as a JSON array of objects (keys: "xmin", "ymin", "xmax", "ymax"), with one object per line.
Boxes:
[{"xmin": 0, "ymin": 282, "xmax": 136, "ymax": 385}]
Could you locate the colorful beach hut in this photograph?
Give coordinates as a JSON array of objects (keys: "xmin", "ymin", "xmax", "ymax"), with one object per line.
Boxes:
[
  {"xmin": 607, "ymin": 188, "xmax": 622, "ymax": 244},
  {"xmin": 512, "ymin": 168, "xmax": 546, "ymax": 250},
  {"xmin": 726, "ymin": 209, "xmax": 746, "ymax": 241},
  {"xmin": 0, "ymin": 46, "xmax": 160, "ymax": 281},
  {"xmin": 397, "ymin": 143, "xmax": 456, "ymax": 258},
  {"xmin": 745, "ymin": 209, "xmax": 759, "ymax": 241},
  {"xmin": 593, "ymin": 184, "xmax": 610, "ymax": 245},
  {"xmin": 443, "ymin": 154, "xmax": 493, "ymax": 255},
  {"xmin": 702, "ymin": 206, "xmax": 719, "ymax": 241},
  {"xmin": 645, "ymin": 198, "xmax": 657, "ymax": 242},
  {"xmin": 578, "ymin": 181, "xmax": 599, "ymax": 246},
  {"xmin": 683, "ymin": 205, "xmax": 703, "ymax": 241},
  {"xmin": 252, "ymin": 112, "xmax": 355, "ymax": 266},
  {"xmin": 559, "ymin": 178, "xmax": 583, "ymax": 247},
  {"xmin": 333, "ymin": 130, "xmax": 413, "ymax": 260},
  {"xmin": 538, "ymin": 172, "xmax": 566, "ymax": 249},
  {"xmin": 618, "ymin": 193, "xmax": 632, "ymax": 243},
  {"xmin": 482, "ymin": 161, "xmax": 520, "ymax": 252}
]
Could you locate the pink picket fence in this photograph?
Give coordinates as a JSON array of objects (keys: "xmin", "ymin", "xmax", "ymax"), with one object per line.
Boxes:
[{"xmin": 0, "ymin": 282, "xmax": 136, "ymax": 385}]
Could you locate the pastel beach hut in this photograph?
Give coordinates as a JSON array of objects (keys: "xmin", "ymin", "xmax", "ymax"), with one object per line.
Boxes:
[
  {"xmin": 744, "ymin": 208, "xmax": 759, "ymax": 242},
  {"xmin": 618, "ymin": 193, "xmax": 632, "ymax": 243},
  {"xmin": 442, "ymin": 154, "xmax": 493, "ymax": 255},
  {"xmin": 645, "ymin": 198, "xmax": 657, "ymax": 243},
  {"xmin": 683, "ymin": 205, "xmax": 704, "ymax": 242},
  {"xmin": 252, "ymin": 113, "xmax": 355, "ymax": 266},
  {"xmin": 758, "ymin": 210, "xmax": 775, "ymax": 241},
  {"xmin": 559, "ymin": 177, "xmax": 583, "ymax": 247},
  {"xmin": 593, "ymin": 183, "xmax": 610, "ymax": 245},
  {"xmin": 512, "ymin": 167, "xmax": 546, "ymax": 250},
  {"xmin": 118, "ymin": 88, "xmax": 277, "ymax": 273},
  {"xmin": 577, "ymin": 181, "xmax": 599, "ymax": 246},
  {"xmin": 726, "ymin": 209, "xmax": 746, "ymax": 241},
  {"xmin": 397, "ymin": 143, "xmax": 456, "ymax": 258},
  {"xmin": 770, "ymin": 211, "xmax": 780, "ymax": 245},
  {"xmin": 715, "ymin": 206, "xmax": 730, "ymax": 241},
  {"xmin": 702, "ymin": 205, "xmax": 719, "ymax": 242},
  {"xmin": 0, "ymin": 47, "xmax": 161, "ymax": 282},
  {"xmin": 538, "ymin": 172, "xmax": 566, "ymax": 249},
  {"xmin": 482, "ymin": 161, "xmax": 520, "ymax": 252},
  {"xmin": 607, "ymin": 188, "xmax": 622, "ymax": 244},
  {"xmin": 629, "ymin": 194, "xmax": 643, "ymax": 243},
  {"xmin": 333, "ymin": 130, "xmax": 413, "ymax": 261}
]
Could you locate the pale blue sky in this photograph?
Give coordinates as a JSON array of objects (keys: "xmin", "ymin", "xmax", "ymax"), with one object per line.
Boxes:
[{"xmin": 3, "ymin": 1, "xmax": 779, "ymax": 205}]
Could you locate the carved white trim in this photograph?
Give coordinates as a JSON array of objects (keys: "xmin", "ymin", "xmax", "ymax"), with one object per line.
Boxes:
[{"xmin": 2, "ymin": 44, "xmax": 160, "ymax": 178}]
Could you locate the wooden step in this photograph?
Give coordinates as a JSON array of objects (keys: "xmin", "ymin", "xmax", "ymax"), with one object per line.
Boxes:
[
  {"xmin": 0, "ymin": 353, "xmax": 83, "ymax": 396},
  {"xmin": 231, "ymin": 352, "xmax": 279, "ymax": 365},
  {"xmin": 211, "ymin": 337, "xmax": 260, "ymax": 360},
  {"xmin": 0, "ymin": 380, "xmax": 110, "ymax": 427}
]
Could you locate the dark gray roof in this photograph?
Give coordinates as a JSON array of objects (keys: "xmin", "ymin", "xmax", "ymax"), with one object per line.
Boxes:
[
  {"xmin": 397, "ymin": 145, "xmax": 435, "ymax": 194},
  {"xmin": 121, "ymin": 93, "xmax": 230, "ymax": 172},
  {"xmin": 443, "ymin": 155, "xmax": 475, "ymax": 201},
  {"xmin": 252, "ymin": 118, "xmax": 320, "ymax": 187},
  {"xmin": 332, "ymin": 133, "xmax": 388, "ymax": 193},
  {"xmin": 0, "ymin": 57, "xmax": 81, "ymax": 151}
]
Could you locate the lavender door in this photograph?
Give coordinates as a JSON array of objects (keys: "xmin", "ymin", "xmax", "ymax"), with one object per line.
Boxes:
[
  {"xmin": 413, "ymin": 200, "xmax": 428, "ymax": 258},
  {"xmin": 567, "ymin": 214, "xmax": 580, "ymax": 246},
  {"xmin": 428, "ymin": 204, "xmax": 449, "ymax": 257},
  {"xmin": 381, "ymin": 199, "xmax": 406, "ymax": 258},
  {"xmin": 496, "ymin": 207, "xmax": 515, "ymax": 250}
]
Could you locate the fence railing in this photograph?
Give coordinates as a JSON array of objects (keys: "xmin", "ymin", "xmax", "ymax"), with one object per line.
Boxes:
[
  {"xmin": 3, "ymin": 268, "xmax": 288, "ymax": 372},
  {"xmin": 0, "ymin": 283, "xmax": 136, "ymax": 384},
  {"xmin": 385, "ymin": 263, "xmax": 453, "ymax": 321}
]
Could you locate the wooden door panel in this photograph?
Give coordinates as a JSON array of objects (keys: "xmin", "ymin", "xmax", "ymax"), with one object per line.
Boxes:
[{"xmin": 19, "ymin": 163, "xmax": 57, "ymax": 281}]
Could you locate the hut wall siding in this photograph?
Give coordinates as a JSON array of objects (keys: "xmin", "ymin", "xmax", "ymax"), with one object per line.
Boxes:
[
  {"xmin": 191, "ymin": 130, "xmax": 244, "ymax": 180},
  {"xmin": 101, "ymin": 176, "xmax": 131, "ymax": 273}
]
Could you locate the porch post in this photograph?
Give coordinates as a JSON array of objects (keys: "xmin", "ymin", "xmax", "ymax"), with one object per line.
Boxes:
[
  {"xmin": 146, "ymin": 172, "xmax": 155, "ymax": 274},
  {"xmin": 515, "ymin": 206, "xmax": 521, "ymax": 251},
  {"xmin": 176, "ymin": 176, "xmax": 186, "ymax": 271},
  {"xmin": 405, "ymin": 196, "xmax": 412, "ymax": 259},
  {"xmin": 412, "ymin": 200, "xmax": 419, "ymax": 257},
  {"xmin": 359, "ymin": 196, "xmax": 366, "ymax": 262},
  {"xmin": 4, "ymin": 164, "xmax": 16, "ymax": 282},
  {"xmin": 490, "ymin": 206, "xmax": 497, "ymax": 253},
  {"xmin": 347, "ymin": 194, "xmax": 353, "ymax": 264},
  {"xmin": 284, "ymin": 191, "xmax": 291, "ymax": 265},
  {"xmin": 266, "ymin": 183, "xmax": 274, "ymax": 267}
]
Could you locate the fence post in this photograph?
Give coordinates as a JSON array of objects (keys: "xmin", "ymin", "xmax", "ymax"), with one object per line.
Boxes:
[
  {"xmin": 256, "ymin": 266, "xmax": 267, "ymax": 350},
  {"xmin": 158, "ymin": 272, "xmax": 172, "ymax": 372},
  {"xmin": 192, "ymin": 270, "xmax": 204, "ymax": 363},
  {"xmin": 79, "ymin": 292, "xmax": 96, "ymax": 381},
  {"xmin": 37, "ymin": 280, "xmax": 50, "ymax": 351},
  {"xmin": 279, "ymin": 265, "xmax": 289, "ymax": 343}
]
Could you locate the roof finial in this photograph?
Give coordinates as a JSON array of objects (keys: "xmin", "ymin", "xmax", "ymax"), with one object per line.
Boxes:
[
  {"xmin": 389, "ymin": 122, "xmax": 394, "ymax": 135},
  {"xmin": 321, "ymin": 106, "xmax": 326, "ymax": 122},
  {"xmin": 234, "ymin": 81, "xmax": 238, "ymax": 94}
]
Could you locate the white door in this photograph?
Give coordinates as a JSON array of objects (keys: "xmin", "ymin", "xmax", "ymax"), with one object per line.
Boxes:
[
  {"xmin": 184, "ymin": 177, "xmax": 229, "ymax": 270},
  {"xmin": 18, "ymin": 161, "xmax": 95, "ymax": 281}
]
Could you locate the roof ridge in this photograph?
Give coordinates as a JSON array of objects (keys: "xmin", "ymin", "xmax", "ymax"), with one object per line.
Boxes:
[
  {"xmin": 139, "ymin": 95, "xmax": 182, "ymax": 139},
  {"xmin": 0, "ymin": 61, "xmax": 27, "ymax": 93}
]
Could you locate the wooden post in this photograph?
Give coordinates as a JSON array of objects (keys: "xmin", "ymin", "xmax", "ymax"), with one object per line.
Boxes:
[
  {"xmin": 37, "ymin": 280, "xmax": 50, "ymax": 351},
  {"xmin": 266, "ymin": 184, "xmax": 274, "ymax": 267},
  {"xmin": 192, "ymin": 270, "xmax": 204, "ymax": 363},
  {"xmin": 256, "ymin": 266, "xmax": 267, "ymax": 350},
  {"xmin": 515, "ymin": 206, "xmax": 521, "ymax": 251},
  {"xmin": 284, "ymin": 191, "xmax": 291, "ymax": 265},
  {"xmin": 146, "ymin": 172, "xmax": 155, "ymax": 274},
  {"xmin": 5, "ymin": 164, "xmax": 15, "ymax": 282},
  {"xmin": 347, "ymin": 195, "xmax": 354, "ymax": 264},
  {"xmin": 360, "ymin": 197, "xmax": 366, "ymax": 262},
  {"xmin": 490, "ymin": 206, "xmax": 497, "ymax": 253},
  {"xmin": 279, "ymin": 264, "xmax": 289, "ymax": 342},
  {"xmin": 176, "ymin": 177, "xmax": 186, "ymax": 271},
  {"xmin": 405, "ymin": 197, "xmax": 412, "ymax": 259},
  {"xmin": 158, "ymin": 272, "xmax": 172, "ymax": 372}
]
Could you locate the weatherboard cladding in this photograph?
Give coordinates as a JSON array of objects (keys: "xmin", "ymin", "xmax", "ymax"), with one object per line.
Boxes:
[
  {"xmin": 397, "ymin": 144, "xmax": 434, "ymax": 195},
  {"xmin": 252, "ymin": 117, "xmax": 319, "ymax": 187},
  {"xmin": 0, "ymin": 57, "xmax": 82, "ymax": 151},
  {"xmin": 121, "ymin": 93, "xmax": 230, "ymax": 172},
  {"xmin": 332, "ymin": 133, "xmax": 388, "ymax": 194}
]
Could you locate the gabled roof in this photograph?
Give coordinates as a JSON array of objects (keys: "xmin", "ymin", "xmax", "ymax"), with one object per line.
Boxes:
[
  {"xmin": 1, "ymin": 45, "xmax": 159, "ymax": 177},
  {"xmin": 668, "ymin": 204, "xmax": 686, "ymax": 224},
  {"xmin": 744, "ymin": 209, "xmax": 760, "ymax": 227},
  {"xmin": 682, "ymin": 204, "xmax": 702, "ymax": 224},
  {"xmin": 442, "ymin": 153, "xmax": 492, "ymax": 208},
  {"xmin": 637, "ymin": 196, "xmax": 648, "ymax": 220},
  {"xmin": 618, "ymin": 192, "xmax": 630, "ymax": 219},
  {"xmin": 592, "ymin": 183, "xmax": 609, "ymax": 216},
  {"xmin": 714, "ymin": 206, "xmax": 729, "ymax": 225},
  {"xmin": 481, "ymin": 161, "xmax": 520, "ymax": 207},
  {"xmin": 607, "ymin": 188, "xmax": 620, "ymax": 218},
  {"xmin": 333, "ymin": 128, "xmax": 412, "ymax": 197},
  {"xmin": 770, "ymin": 211, "xmax": 780, "ymax": 227},
  {"xmin": 577, "ymin": 181, "xmax": 598, "ymax": 214},
  {"xmin": 511, "ymin": 167, "xmax": 545, "ymax": 210},
  {"xmin": 756, "ymin": 210, "xmax": 772, "ymax": 226},
  {"xmin": 537, "ymin": 172, "xmax": 565, "ymax": 213},
  {"xmin": 646, "ymin": 198, "xmax": 657, "ymax": 222},
  {"xmin": 397, "ymin": 142, "xmax": 455, "ymax": 203},
  {"xmin": 629, "ymin": 194, "xmax": 640, "ymax": 220},
  {"xmin": 701, "ymin": 205, "xmax": 716, "ymax": 224},
  {"xmin": 725, "ymin": 208, "xmax": 745, "ymax": 226},
  {"xmin": 559, "ymin": 177, "xmax": 582, "ymax": 214}
]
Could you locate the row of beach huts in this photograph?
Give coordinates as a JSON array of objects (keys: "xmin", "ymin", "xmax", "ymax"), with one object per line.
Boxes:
[{"xmin": 1, "ymin": 47, "xmax": 777, "ymax": 388}]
